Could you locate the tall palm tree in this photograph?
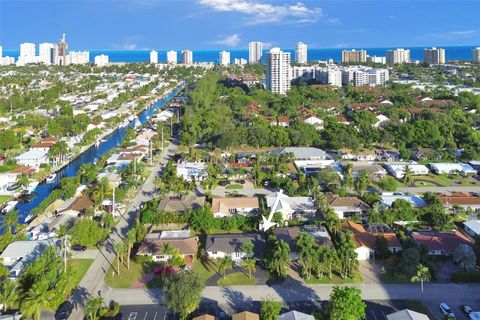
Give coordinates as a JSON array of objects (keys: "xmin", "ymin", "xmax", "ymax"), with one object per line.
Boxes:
[
  {"xmin": 219, "ymin": 255, "xmax": 234, "ymax": 279},
  {"xmin": 114, "ymin": 243, "xmax": 126, "ymax": 275},
  {"xmin": 85, "ymin": 296, "xmax": 104, "ymax": 320},
  {"xmin": 125, "ymin": 230, "xmax": 136, "ymax": 270},
  {"xmin": 0, "ymin": 279, "xmax": 17, "ymax": 312},
  {"xmin": 241, "ymin": 258, "xmax": 257, "ymax": 279},
  {"xmin": 343, "ymin": 162, "xmax": 354, "ymax": 191},
  {"xmin": 325, "ymin": 207, "xmax": 341, "ymax": 236},
  {"xmin": 21, "ymin": 282, "xmax": 51, "ymax": 320},
  {"xmin": 162, "ymin": 243, "xmax": 173, "ymax": 268},
  {"xmin": 403, "ymin": 165, "xmax": 413, "ymax": 186},
  {"xmin": 411, "ymin": 263, "xmax": 431, "ymax": 293}
]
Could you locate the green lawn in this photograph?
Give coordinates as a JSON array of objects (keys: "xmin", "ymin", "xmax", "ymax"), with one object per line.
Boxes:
[
  {"xmin": 305, "ymin": 273, "xmax": 362, "ymax": 285},
  {"xmin": 0, "ymin": 195, "xmax": 12, "ymax": 206},
  {"xmin": 192, "ymin": 259, "xmax": 219, "ymax": 283},
  {"xmin": 68, "ymin": 259, "xmax": 94, "ymax": 287},
  {"xmin": 105, "ymin": 259, "xmax": 149, "ymax": 288},
  {"xmin": 225, "ymin": 184, "xmax": 243, "ymax": 190},
  {"xmin": 380, "ymin": 271, "xmax": 411, "ymax": 283},
  {"xmin": 217, "ymin": 272, "xmax": 255, "ymax": 286},
  {"xmin": 0, "ymin": 164, "xmax": 17, "ymax": 173}
]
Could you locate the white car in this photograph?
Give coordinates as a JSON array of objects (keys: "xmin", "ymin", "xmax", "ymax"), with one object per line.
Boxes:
[{"xmin": 440, "ymin": 303, "xmax": 456, "ymax": 319}]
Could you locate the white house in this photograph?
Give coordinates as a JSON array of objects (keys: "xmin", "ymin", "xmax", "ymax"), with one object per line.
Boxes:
[
  {"xmin": 429, "ymin": 162, "xmax": 477, "ymax": 176},
  {"xmin": 303, "ymin": 115, "xmax": 324, "ymax": 130},
  {"xmin": 273, "ymin": 147, "xmax": 334, "ymax": 174},
  {"xmin": 176, "ymin": 161, "xmax": 207, "ymax": 182},
  {"xmin": 380, "ymin": 193, "xmax": 427, "ymax": 208},
  {"xmin": 211, "ymin": 197, "xmax": 259, "ymax": 218},
  {"xmin": 15, "ymin": 149, "xmax": 49, "ymax": 168},
  {"xmin": 464, "ymin": 220, "xmax": 480, "ymax": 238},
  {"xmin": 373, "ymin": 114, "xmax": 390, "ymax": 128},
  {"xmin": 265, "ymin": 191, "xmax": 316, "ymax": 220},
  {"xmin": 205, "ymin": 233, "xmax": 265, "ymax": 261},
  {"xmin": 385, "ymin": 162, "xmax": 429, "ymax": 179}
]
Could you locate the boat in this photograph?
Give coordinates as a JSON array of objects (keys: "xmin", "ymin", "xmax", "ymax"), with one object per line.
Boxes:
[
  {"xmin": 46, "ymin": 174, "xmax": 56, "ymax": 183},
  {"xmin": 23, "ymin": 214, "xmax": 33, "ymax": 224},
  {"xmin": 1, "ymin": 201, "xmax": 18, "ymax": 214},
  {"xmin": 26, "ymin": 181, "xmax": 39, "ymax": 194}
]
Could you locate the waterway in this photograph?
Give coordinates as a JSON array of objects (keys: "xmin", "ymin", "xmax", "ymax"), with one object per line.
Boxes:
[{"xmin": 10, "ymin": 82, "xmax": 184, "ymax": 224}]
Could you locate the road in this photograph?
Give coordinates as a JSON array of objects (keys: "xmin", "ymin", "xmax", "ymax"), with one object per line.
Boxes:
[
  {"xmin": 398, "ymin": 186, "xmax": 480, "ymax": 194},
  {"xmin": 68, "ymin": 138, "xmax": 179, "ymax": 320}
]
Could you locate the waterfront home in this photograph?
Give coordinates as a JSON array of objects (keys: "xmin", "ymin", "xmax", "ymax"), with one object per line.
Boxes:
[
  {"xmin": 326, "ymin": 195, "xmax": 371, "ymax": 219},
  {"xmin": 429, "ymin": 162, "xmax": 477, "ymax": 176},
  {"xmin": 211, "ymin": 197, "xmax": 259, "ymax": 218},
  {"xmin": 137, "ymin": 230, "xmax": 197, "ymax": 266},
  {"xmin": 55, "ymin": 195, "xmax": 92, "ymax": 216},
  {"xmin": 265, "ymin": 191, "xmax": 316, "ymax": 220},
  {"xmin": 15, "ymin": 149, "xmax": 49, "ymax": 168},
  {"xmin": 438, "ymin": 192, "xmax": 480, "ymax": 212},
  {"xmin": 412, "ymin": 230, "xmax": 474, "ymax": 256},
  {"xmin": 373, "ymin": 114, "xmax": 390, "ymax": 128},
  {"xmin": 205, "ymin": 233, "xmax": 265, "ymax": 261},
  {"xmin": 341, "ymin": 221, "xmax": 402, "ymax": 260},
  {"xmin": 463, "ymin": 220, "xmax": 480, "ymax": 238},
  {"xmin": 86, "ymin": 119, "xmax": 106, "ymax": 131},
  {"xmin": 385, "ymin": 162, "xmax": 429, "ymax": 179},
  {"xmin": 0, "ymin": 239, "xmax": 60, "ymax": 278},
  {"xmin": 158, "ymin": 193, "xmax": 205, "ymax": 214}
]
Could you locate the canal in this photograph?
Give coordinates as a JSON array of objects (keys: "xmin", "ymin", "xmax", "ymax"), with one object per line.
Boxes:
[{"xmin": 13, "ymin": 82, "xmax": 184, "ymax": 223}]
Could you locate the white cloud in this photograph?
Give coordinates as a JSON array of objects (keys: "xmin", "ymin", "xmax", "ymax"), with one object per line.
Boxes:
[
  {"xmin": 112, "ymin": 42, "xmax": 138, "ymax": 50},
  {"xmin": 198, "ymin": 0, "xmax": 323, "ymax": 25},
  {"xmin": 211, "ymin": 34, "xmax": 241, "ymax": 47},
  {"xmin": 422, "ymin": 30, "xmax": 478, "ymax": 40}
]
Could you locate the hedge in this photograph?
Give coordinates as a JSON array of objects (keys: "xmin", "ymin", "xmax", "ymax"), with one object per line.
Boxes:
[{"xmin": 451, "ymin": 271, "xmax": 480, "ymax": 282}]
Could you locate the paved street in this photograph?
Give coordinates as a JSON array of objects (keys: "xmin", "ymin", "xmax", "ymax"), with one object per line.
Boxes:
[
  {"xmin": 68, "ymin": 138, "xmax": 179, "ymax": 320},
  {"xmin": 119, "ymin": 304, "xmax": 173, "ymax": 320},
  {"xmin": 398, "ymin": 185, "xmax": 480, "ymax": 194}
]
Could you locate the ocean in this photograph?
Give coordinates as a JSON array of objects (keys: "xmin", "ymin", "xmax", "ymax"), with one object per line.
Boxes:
[{"xmin": 3, "ymin": 46, "xmax": 478, "ymax": 64}]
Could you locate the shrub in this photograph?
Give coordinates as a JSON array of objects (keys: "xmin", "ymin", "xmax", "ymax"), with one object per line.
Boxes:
[{"xmin": 451, "ymin": 271, "xmax": 480, "ymax": 282}]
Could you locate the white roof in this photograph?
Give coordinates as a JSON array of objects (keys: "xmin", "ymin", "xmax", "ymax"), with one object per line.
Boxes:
[
  {"xmin": 15, "ymin": 148, "xmax": 48, "ymax": 161},
  {"xmin": 0, "ymin": 239, "xmax": 58, "ymax": 260},
  {"xmin": 464, "ymin": 220, "xmax": 480, "ymax": 235},
  {"xmin": 381, "ymin": 194, "xmax": 427, "ymax": 208},
  {"xmin": 275, "ymin": 147, "xmax": 331, "ymax": 160},
  {"xmin": 265, "ymin": 192, "xmax": 315, "ymax": 213},
  {"xmin": 386, "ymin": 309, "xmax": 429, "ymax": 320},
  {"xmin": 279, "ymin": 310, "xmax": 315, "ymax": 320},
  {"xmin": 430, "ymin": 162, "xmax": 476, "ymax": 173}
]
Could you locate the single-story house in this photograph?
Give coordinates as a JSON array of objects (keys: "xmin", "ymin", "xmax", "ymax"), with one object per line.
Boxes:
[
  {"xmin": 137, "ymin": 230, "xmax": 198, "ymax": 266},
  {"xmin": 326, "ymin": 195, "xmax": 371, "ymax": 219},
  {"xmin": 342, "ymin": 221, "xmax": 402, "ymax": 260},
  {"xmin": 300, "ymin": 225, "xmax": 333, "ymax": 247},
  {"xmin": 158, "ymin": 194, "xmax": 205, "ymax": 214},
  {"xmin": 411, "ymin": 148, "xmax": 439, "ymax": 161},
  {"xmin": 386, "ymin": 309, "xmax": 430, "ymax": 320},
  {"xmin": 211, "ymin": 197, "xmax": 259, "ymax": 218},
  {"xmin": 279, "ymin": 310, "xmax": 314, "ymax": 320},
  {"xmin": 15, "ymin": 149, "xmax": 49, "ymax": 168},
  {"xmin": 176, "ymin": 161, "xmax": 207, "ymax": 182},
  {"xmin": 273, "ymin": 227, "xmax": 301, "ymax": 260},
  {"xmin": 380, "ymin": 193, "xmax": 427, "ymax": 208},
  {"xmin": 265, "ymin": 192, "xmax": 316, "ymax": 220},
  {"xmin": 464, "ymin": 220, "xmax": 480, "ymax": 238},
  {"xmin": 350, "ymin": 162, "xmax": 387, "ymax": 179},
  {"xmin": 429, "ymin": 163, "xmax": 477, "ymax": 176},
  {"xmin": 205, "ymin": 233, "xmax": 265, "ymax": 261},
  {"xmin": 303, "ymin": 115, "xmax": 324, "ymax": 130},
  {"xmin": 56, "ymin": 195, "xmax": 92, "ymax": 216},
  {"xmin": 338, "ymin": 148, "xmax": 377, "ymax": 161},
  {"xmin": 412, "ymin": 230, "xmax": 474, "ymax": 256},
  {"xmin": 232, "ymin": 311, "xmax": 260, "ymax": 320},
  {"xmin": 0, "ymin": 239, "xmax": 60, "ymax": 278},
  {"xmin": 30, "ymin": 137, "xmax": 58, "ymax": 152},
  {"xmin": 385, "ymin": 162, "xmax": 429, "ymax": 179},
  {"xmin": 373, "ymin": 114, "xmax": 390, "ymax": 128},
  {"xmin": 438, "ymin": 192, "xmax": 480, "ymax": 212},
  {"xmin": 272, "ymin": 147, "xmax": 334, "ymax": 173}
]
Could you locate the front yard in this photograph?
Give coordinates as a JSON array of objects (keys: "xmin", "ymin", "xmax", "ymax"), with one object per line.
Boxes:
[
  {"xmin": 69, "ymin": 259, "xmax": 94, "ymax": 287},
  {"xmin": 0, "ymin": 195, "xmax": 12, "ymax": 206},
  {"xmin": 217, "ymin": 272, "xmax": 256, "ymax": 286},
  {"xmin": 305, "ymin": 273, "xmax": 363, "ymax": 285}
]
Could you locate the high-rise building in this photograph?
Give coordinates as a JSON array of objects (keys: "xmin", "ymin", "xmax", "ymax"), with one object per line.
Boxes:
[
  {"xmin": 315, "ymin": 67, "xmax": 343, "ymax": 87},
  {"xmin": 69, "ymin": 51, "xmax": 90, "ymax": 64},
  {"xmin": 166, "ymin": 50, "xmax": 177, "ymax": 64},
  {"xmin": 20, "ymin": 43, "xmax": 36, "ymax": 58},
  {"xmin": 386, "ymin": 48, "xmax": 410, "ymax": 65},
  {"xmin": 94, "ymin": 54, "xmax": 109, "ymax": 67},
  {"xmin": 39, "ymin": 43, "xmax": 56, "ymax": 65},
  {"xmin": 219, "ymin": 51, "xmax": 230, "ymax": 66},
  {"xmin": 150, "ymin": 50, "xmax": 158, "ymax": 64},
  {"xmin": 367, "ymin": 55, "xmax": 386, "ymax": 64},
  {"xmin": 234, "ymin": 58, "xmax": 247, "ymax": 65},
  {"xmin": 266, "ymin": 47, "xmax": 291, "ymax": 94},
  {"xmin": 295, "ymin": 42, "xmax": 308, "ymax": 64},
  {"xmin": 424, "ymin": 47, "xmax": 445, "ymax": 64},
  {"xmin": 181, "ymin": 50, "xmax": 193, "ymax": 64},
  {"xmin": 341, "ymin": 49, "xmax": 367, "ymax": 63},
  {"xmin": 248, "ymin": 41, "xmax": 263, "ymax": 64},
  {"xmin": 473, "ymin": 48, "xmax": 480, "ymax": 63},
  {"xmin": 57, "ymin": 33, "xmax": 68, "ymax": 65}
]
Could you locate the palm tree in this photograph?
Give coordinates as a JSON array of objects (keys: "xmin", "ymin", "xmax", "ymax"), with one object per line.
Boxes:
[
  {"xmin": 162, "ymin": 242, "xmax": 173, "ymax": 268},
  {"xmin": 411, "ymin": 263, "xmax": 431, "ymax": 293},
  {"xmin": 125, "ymin": 230, "xmax": 136, "ymax": 270},
  {"xmin": 16, "ymin": 173, "xmax": 29, "ymax": 190},
  {"xmin": 115, "ymin": 242, "xmax": 126, "ymax": 275},
  {"xmin": 241, "ymin": 258, "xmax": 256, "ymax": 279},
  {"xmin": 403, "ymin": 165, "xmax": 413, "ymax": 186},
  {"xmin": 21, "ymin": 282, "xmax": 51, "ymax": 320},
  {"xmin": 219, "ymin": 255, "xmax": 234, "ymax": 279},
  {"xmin": 0, "ymin": 279, "xmax": 17, "ymax": 312},
  {"xmin": 325, "ymin": 207, "xmax": 341, "ymax": 236},
  {"xmin": 343, "ymin": 162, "xmax": 354, "ymax": 191},
  {"xmin": 85, "ymin": 296, "xmax": 104, "ymax": 320}
]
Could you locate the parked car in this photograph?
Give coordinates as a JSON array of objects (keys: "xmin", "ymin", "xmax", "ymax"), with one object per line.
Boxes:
[
  {"xmin": 462, "ymin": 305, "xmax": 473, "ymax": 315},
  {"xmin": 72, "ymin": 244, "xmax": 87, "ymax": 251},
  {"xmin": 440, "ymin": 303, "xmax": 456, "ymax": 319}
]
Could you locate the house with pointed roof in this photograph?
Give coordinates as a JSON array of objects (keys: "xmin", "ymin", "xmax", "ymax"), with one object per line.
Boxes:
[
  {"xmin": 326, "ymin": 195, "xmax": 371, "ymax": 219},
  {"xmin": 279, "ymin": 310, "xmax": 314, "ymax": 320},
  {"xmin": 386, "ymin": 309, "xmax": 430, "ymax": 320},
  {"xmin": 412, "ymin": 230, "xmax": 474, "ymax": 256},
  {"xmin": 438, "ymin": 192, "xmax": 480, "ymax": 212},
  {"xmin": 211, "ymin": 197, "xmax": 259, "ymax": 218},
  {"xmin": 232, "ymin": 311, "xmax": 260, "ymax": 320},
  {"xmin": 265, "ymin": 192, "xmax": 316, "ymax": 220}
]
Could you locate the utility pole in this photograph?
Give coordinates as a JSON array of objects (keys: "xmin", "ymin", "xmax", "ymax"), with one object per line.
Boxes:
[
  {"xmin": 63, "ymin": 235, "xmax": 70, "ymax": 272},
  {"xmin": 112, "ymin": 183, "xmax": 115, "ymax": 216},
  {"xmin": 161, "ymin": 127, "xmax": 164, "ymax": 151}
]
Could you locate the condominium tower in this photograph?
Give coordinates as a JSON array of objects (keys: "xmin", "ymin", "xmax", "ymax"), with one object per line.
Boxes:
[
  {"xmin": 386, "ymin": 48, "xmax": 410, "ymax": 64},
  {"xmin": 424, "ymin": 47, "xmax": 445, "ymax": 64},
  {"xmin": 295, "ymin": 42, "xmax": 308, "ymax": 64},
  {"xmin": 266, "ymin": 47, "xmax": 291, "ymax": 94},
  {"xmin": 182, "ymin": 50, "xmax": 193, "ymax": 64},
  {"xmin": 473, "ymin": 48, "xmax": 480, "ymax": 63},
  {"xmin": 341, "ymin": 49, "xmax": 367, "ymax": 63},
  {"xmin": 166, "ymin": 50, "xmax": 177, "ymax": 64},
  {"xmin": 248, "ymin": 41, "xmax": 263, "ymax": 64},
  {"xmin": 150, "ymin": 50, "xmax": 158, "ymax": 64},
  {"xmin": 219, "ymin": 51, "xmax": 230, "ymax": 66}
]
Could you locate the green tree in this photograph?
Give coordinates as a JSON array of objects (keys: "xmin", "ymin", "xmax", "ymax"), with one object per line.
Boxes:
[
  {"xmin": 21, "ymin": 281, "xmax": 51, "ymax": 320},
  {"xmin": 329, "ymin": 286, "xmax": 366, "ymax": 320},
  {"xmin": 375, "ymin": 236, "xmax": 390, "ymax": 260},
  {"xmin": 401, "ymin": 247, "xmax": 421, "ymax": 276},
  {"xmin": 266, "ymin": 239, "xmax": 290, "ymax": 278},
  {"xmin": 78, "ymin": 163, "xmax": 98, "ymax": 184},
  {"xmin": 70, "ymin": 218, "xmax": 107, "ymax": 247},
  {"xmin": 125, "ymin": 229, "xmax": 136, "ymax": 270},
  {"xmin": 85, "ymin": 296, "xmax": 104, "ymax": 320},
  {"xmin": 219, "ymin": 255, "xmax": 234, "ymax": 279},
  {"xmin": 241, "ymin": 239, "xmax": 254, "ymax": 257},
  {"xmin": 115, "ymin": 242, "xmax": 126, "ymax": 275},
  {"xmin": 0, "ymin": 279, "xmax": 17, "ymax": 312},
  {"xmin": 453, "ymin": 244, "xmax": 476, "ymax": 272},
  {"xmin": 325, "ymin": 208, "xmax": 341, "ymax": 236},
  {"xmin": 260, "ymin": 298, "xmax": 282, "ymax": 320},
  {"xmin": 410, "ymin": 264, "xmax": 431, "ymax": 293},
  {"xmin": 242, "ymin": 258, "xmax": 256, "ymax": 279},
  {"xmin": 162, "ymin": 271, "xmax": 204, "ymax": 320},
  {"xmin": 296, "ymin": 232, "xmax": 317, "ymax": 280},
  {"xmin": 403, "ymin": 165, "xmax": 413, "ymax": 185}
]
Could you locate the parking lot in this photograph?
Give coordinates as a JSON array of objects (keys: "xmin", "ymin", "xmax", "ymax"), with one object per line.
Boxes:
[
  {"xmin": 119, "ymin": 304, "xmax": 176, "ymax": 320},
  {"xmin": 427, "ymin": 301, "xmax": 480, "ymax": 320}
]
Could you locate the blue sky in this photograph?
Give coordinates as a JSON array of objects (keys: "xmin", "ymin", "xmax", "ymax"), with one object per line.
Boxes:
[{"xmin": 1, "ymin": 0, "xmax": 479, "ymax": 50}]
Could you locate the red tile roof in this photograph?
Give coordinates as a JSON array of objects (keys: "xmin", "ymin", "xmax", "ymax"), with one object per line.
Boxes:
[{"xmin": 412, "ymin": 230, "xmax": 474, "ymax": 255}]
